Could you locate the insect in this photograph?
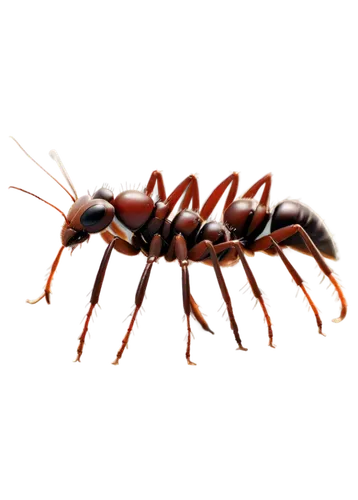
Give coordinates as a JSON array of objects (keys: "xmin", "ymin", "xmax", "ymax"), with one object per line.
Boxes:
[{"xmin": 10, "ymin": 138, "xmax": 347, "ymax": 365}]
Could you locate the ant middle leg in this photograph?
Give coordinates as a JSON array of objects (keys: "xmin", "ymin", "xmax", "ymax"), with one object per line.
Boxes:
[
  {"xmin": 112, "ymin": 234, "xmax": 162, "ymax": 365},
  {"xmin": 174, "ymin": 234, "xmax": 197, "ymax": 365},
  {"xmin": 190, "ymin": 294, "xmax": 215, "ymax": 335},
  {"xmin": 189, "ymin": 240, "xmax": 248, "ymax": 351},
  {"xmin": 189, "ymin": 240, "xmax": 274, "ymax": 348},
  {"xmin": 200, "ymin": 172, "xmax": 239, "ymax": 220},
  {"xmin": 249, "ymin": 224, "xmax": 347, "ymax": 322},
  {"xmin": 165, "ymin": 175, "xmax": 200, "ymax": 213}
]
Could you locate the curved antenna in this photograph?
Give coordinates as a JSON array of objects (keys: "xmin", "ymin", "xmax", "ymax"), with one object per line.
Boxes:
[
  {"xmin": 6, "ymin": 184, "xmax": 69, "ymax": 224},
  {"xmin": 9, "ymin": 134, "xmax": 76, "ymax": 202},
  {"xmin": 49, "ymin": 150, "xmax": 78, "ymax": 201}
]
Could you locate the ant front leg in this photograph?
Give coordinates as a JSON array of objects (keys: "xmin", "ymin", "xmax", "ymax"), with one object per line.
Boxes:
[
  {"xmin": 112, "ymin": 234, "xmax": 162, "ymax": 365},
  {"xmin": 250, "ymin": 225, "xmax": 347, "ymax": 323},
  {"xmin": 145, "ymin": 171, "xmax": 166, "ymax": 201},
  {"xmin": 75, "ymin": 238, "xmax": 119, "ymax": 362},
  {"xmin": 27, "ymin": 246, "xmax": 65, "ymax": 305}
]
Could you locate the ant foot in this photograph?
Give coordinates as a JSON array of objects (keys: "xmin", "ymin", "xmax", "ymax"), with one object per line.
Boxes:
[
  {"xmin": 266, "ymin": 338, "xmax": 280, "ymax": 352},
  {"xmin": 25, "ymin": 291, "xmax": 52, "ymax": 307},
  {"xmin": 109, "ymin": 344, "xmax": 127, "ymax": 368},
  {"xmin": 184, "ymin": 358, "xmax": 199, "ymax": 368},
  {"xmin": 331, "ymin": 316, "xmax": 344, "ymax": 326},
  {"xmin": 72, "ymin": 342, "xmax": 86, "ymax": 366},
  {"xmin": 235, "ymin": 344, "xmax": 249, "ymax": 354},
  {"xmin": 316, "ymin": 329, "xmax": 328, "ymax": 340}
]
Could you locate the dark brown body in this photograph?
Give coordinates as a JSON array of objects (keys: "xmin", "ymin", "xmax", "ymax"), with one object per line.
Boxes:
[
  {"xmin": 101, "ymin": 191, "xmax": 340, "ymax": 268},
  {"xmin": 10, "ymin": 143, "xmax": 347, "ymax": 365}
]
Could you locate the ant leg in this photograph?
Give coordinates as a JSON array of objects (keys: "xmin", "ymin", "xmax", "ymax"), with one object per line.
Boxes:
[
  {"xmin": 269, "ymin": 238, "xmax": 324, "ymax": 336},
  {"xmin": 190, "ymin": 294, "xmax": 214, "ymax": 334},
  {"xmin": 75, "ymin": 238, "xmax": 118, "ymax": 362},
  {"xmin": 145, "ymin": 171, "xmax": 166, "ymax": 201},
  {"xmin": 250, "ymin": 225, "xmax": 347, "ymax": 322},
  {"xmin": 165, "ymin": 175, "xmax": 200, "ymax": 214},
  {"xmin": 179, "ymin": 179, "xmax": 200, "ymax": 211},
  {"xmin": 189, "ymin": 240, "xmax": 247, "ymax": 351},
  {"xmin": 242, "ymin": 173, "xmax": 272, "ymax": 201},
  {"xmin": 200, "ymin": 172, "xmax": 239, "ymax": 220},
  {"xmin": 101, "ymin": 231, "xmax": 140, "ymax": 256},
  {"xmin": 112, "ymin": 235, "xmax": 162, "ymax": 365},
  {"xmin": 232, "ymin": 242, "xmax": 274, "ymax": 348},
  {"xmin": 189, "ymin": 240, "xmax": 274, "ymax": 347},
  {"xmin": 243, "ymin": 173, "xmax": 272, "ymax": 236},
  {"xmin": 175, "ymin": 235, "xmax": 196, "ymax": 365},
  {"xmin": 27, "ymin": 246, "xmax": 65, "ymax": 305}
]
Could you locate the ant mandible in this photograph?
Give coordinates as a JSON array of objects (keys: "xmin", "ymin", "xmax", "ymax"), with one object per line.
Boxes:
[{"xmin": 10, "ymin": 138, "xmax": 347, "ymax": 365}]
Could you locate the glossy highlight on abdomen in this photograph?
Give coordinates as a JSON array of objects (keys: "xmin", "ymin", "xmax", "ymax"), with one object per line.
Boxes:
[{"xmin": 271, "ymin": 200, "xmax": 337, "ymax": 260}]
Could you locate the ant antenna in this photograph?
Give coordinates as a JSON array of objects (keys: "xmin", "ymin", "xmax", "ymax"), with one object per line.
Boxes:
[
  {"xmin": 47, "ymin": 148, "xmax": 78, "ymax": 200},
  {"xmin": 9, "ymin": 134, "xmax": 78, "ymax": 202},
  {"xmin": 9, "ymin": 186, "xmax": 69, "ymax": 224}
]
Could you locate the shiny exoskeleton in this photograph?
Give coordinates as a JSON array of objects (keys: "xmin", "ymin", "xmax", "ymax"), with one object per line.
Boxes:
[{"xmin": 10, "ymin": 138, "xmax": 347, "ymax": 365}]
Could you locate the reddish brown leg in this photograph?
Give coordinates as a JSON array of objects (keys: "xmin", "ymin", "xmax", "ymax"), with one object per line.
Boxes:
[
  {"xmin": 200, "ymin": 172, "xmax": 239, "ymax": 220},
  {"xmin": 250, "ymin": 225, "xmax": 347, "ymax": 322},
  {"xmin": 75, "ymin": 238, "xmax": 118, "ymax": 362},
  {"xmin": 179, "ymin": 179, "xmax": 200, "ymax": 211},
  {"xmin": 232, "ymin": 242, "xmax": 274, "ymax": 348},
  {"xmin": 201, "ymin": 241, "xmax": 247, "ymax": 354},
  {"xmin": 145, "ymin": 170, "xmax": 166, "ymax": 201},
  {"xmin": 243, "ymin": 174, "xmax": 272, "ymax": 236},
  {"xmin": 165, "ymin": 175, "xmax": 200, "ymax": 214},
  {"xmin": 269, "ymin": 238, "xmax": 324, "ymax": 336},
  {"xmin": 190, "ymin": 294, "xmax": 214, "ymax": 334},
  {"xmin": 242, "ymin": 173, "xmax": 272, "ymax": 201},
  {"xmin": 175, "ymin": 234, "xmax": 196, "ymax": 365},
  {"xmin": 27, "ymin": 245, "xmax": 65, "ymax": 305},
  {"xmin": 189, "ymin": 239, "xmax": 274, "ymax": 347},
  {"xmin": 112, "ymin": 235, "xmax": 162, "ymax": 365},
  {"xmin": 189, "ymin": 240, "xmax": 246, "ymax": 258},
  {"xmin": 101, "ymin": 231, "xmax": 140, "ymax": 256}
]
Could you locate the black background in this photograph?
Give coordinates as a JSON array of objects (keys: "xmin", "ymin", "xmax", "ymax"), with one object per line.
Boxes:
[{"xmin": 0, "ymin": 127, "xmax": 355, "ymax": 371}]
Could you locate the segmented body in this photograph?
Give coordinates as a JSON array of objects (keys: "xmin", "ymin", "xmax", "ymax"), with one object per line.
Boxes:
[{"xmin": 104, "ymin": 184, "xmax": 337, "ymax": 264}]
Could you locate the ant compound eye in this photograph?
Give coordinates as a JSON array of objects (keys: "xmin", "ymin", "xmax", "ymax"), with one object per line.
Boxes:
[
  {"xmin": 80, "ymin": 202, "xmax": 115, "ymax": 233},
  {"xmin": 81, "ymin": 205, "xmax": 106, "ymax": 226}
]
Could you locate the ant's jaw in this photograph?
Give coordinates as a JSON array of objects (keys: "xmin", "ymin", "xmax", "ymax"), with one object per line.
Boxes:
[{"xmin": 62, "ymin": 226, "xmax": 89, "ymax": 248}]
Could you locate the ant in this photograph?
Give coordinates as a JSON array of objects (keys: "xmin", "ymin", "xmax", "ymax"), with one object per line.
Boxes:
[{"xmin": 9, "ymin": 138, "xmax": 347, "ymax": 365}]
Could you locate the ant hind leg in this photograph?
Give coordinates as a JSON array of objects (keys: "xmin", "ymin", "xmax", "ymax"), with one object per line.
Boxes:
[
  {"xmin": 269, "ymin": 238, "xmax": 325, "ymax": 336},
  {"xmin": 250, "ymin": 225, "xmax": 347, "ymax": 323}
]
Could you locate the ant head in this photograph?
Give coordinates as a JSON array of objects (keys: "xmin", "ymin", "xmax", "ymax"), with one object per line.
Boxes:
[
  {"xmin": 62, "ymin": 189, "xmax": 115, "ymax": 248},
  {"xmin": 113, "ymin": 190, "xmax": 154, "ymax": 231}
]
